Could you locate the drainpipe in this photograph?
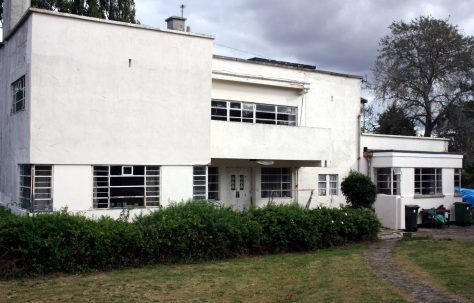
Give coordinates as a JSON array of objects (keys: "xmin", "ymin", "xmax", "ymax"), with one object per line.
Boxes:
[
  {"xmin": 363, "ymin": 147, "xmax": 373, "ymax": 178},
  {"xmin": 358, "ymin": 98, "xmax": 368, "ymax": 172}
]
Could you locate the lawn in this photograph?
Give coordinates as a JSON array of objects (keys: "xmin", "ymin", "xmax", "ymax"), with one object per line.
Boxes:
[
  {"xmin": 0, "ymin": 244, "xmax": 405, "ymax": 303},
  {"xmin": 395, "ymin": 239, "xmax": 474, "ymax": 302}
]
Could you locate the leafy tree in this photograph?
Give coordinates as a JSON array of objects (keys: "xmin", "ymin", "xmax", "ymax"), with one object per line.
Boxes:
[
  {"xmin": 28, "ymin": 0, "xmax": 136, "ymax": 23},
  {"xmin": 436, "ymin": 102, "xmax": 474, "ymax": 187},
  {"xmin": 374, "ymin": 16, "xmax": 474, "ymax": 137},
  {"xmin": 341, "ymin": 170, "xmax": 377, "ymax": 209},
  {"xmin": 375, "ymin": 104, "xmax": 417, "ymax": 136}
]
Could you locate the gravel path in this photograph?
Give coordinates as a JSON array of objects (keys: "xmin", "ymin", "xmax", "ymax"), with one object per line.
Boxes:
[{"xmin": 367, "ymin": 239, "xmax": 468, "ymax": 303}]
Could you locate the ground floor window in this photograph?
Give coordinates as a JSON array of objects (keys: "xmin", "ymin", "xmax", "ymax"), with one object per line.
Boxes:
[
  {"xmin": 193, "ymin": 166, "xmax": 220, "ymax": 200},
  {"xmin": 375, "ymin": 168, "xmax": 400, "ymax": 195},
  {"xmin": 415, "ymin": 168, "xmax": 442, "ymax": 195},
  {"xmin": 19, "ymin": 164, "xmax": 53, "ymax": 212},
  {"xmin": 318, "ymin": 174, "xmax": 339, "ymax": 196},
  {"xmin": 93, "ymin": 165, "xmax": 160, "ymax": 209},
  {"xmin": 454, "ymin": 168, "xmax": 462, "ymax": 189},
  {"xmin": 261, "ymin": 167, "xmax": 292, "ymax": 198}
]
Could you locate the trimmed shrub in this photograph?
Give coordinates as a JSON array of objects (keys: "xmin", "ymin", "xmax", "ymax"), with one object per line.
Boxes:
[
  {"xmin": 341, "ymin": 170, "xmax": 377, "ymax": 208},
  {"xmin": 0, "ymin": 201, "xmax": 380, "ymax": 278}
]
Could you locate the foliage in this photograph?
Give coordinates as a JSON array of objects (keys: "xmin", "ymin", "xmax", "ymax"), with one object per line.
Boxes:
[
  {"xmin": 373, "ymin": 16, "xmax": 474, "ymax": 137},
  {"xmin": 341, "ymin": 170, "xmax": 377, "ymax": 209},
  {"xmin": 435, "ymin": 102, "xmax": 474, "ymax": 186},
  {"xmin": 29, "ymin": 0, "xmax": 137, "ymax": 23},
  {"xmin": 0, "ymin": 201, "xmax": 380, "ymax": 278},
  {"xmin": 375, "ymin": 103, "xmax": 417, "ymax": 136}
]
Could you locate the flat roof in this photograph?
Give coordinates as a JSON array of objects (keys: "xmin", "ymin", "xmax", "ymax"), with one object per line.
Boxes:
[
  {"xmin": 4, "ymin": 8, "xmax": 214, "ymax": 42},
  {"xmin": 213, "ymin": 55, "xmax": 363, "ymax": 80},
  {"xmin": 368, "ymin": 149, "xmax": 464, "ymax": 156}
]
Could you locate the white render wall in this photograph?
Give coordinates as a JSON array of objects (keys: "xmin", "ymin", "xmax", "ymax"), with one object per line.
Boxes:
[
  {"xmin": 0, "ymin": 18, "xmax": 31, "ymax": 205},
  {"xmin": 211, "ymin": 57, "xmax": 362, "ymax": 208},
  {"xmin": 29, "ymin": 11, "xmax": 213, "ymax": 166}
]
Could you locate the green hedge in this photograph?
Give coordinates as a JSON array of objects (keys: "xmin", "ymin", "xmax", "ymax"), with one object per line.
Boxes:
[{"xmin": 0, "ymin": 201, "xmax": 380, "ymax": 278}]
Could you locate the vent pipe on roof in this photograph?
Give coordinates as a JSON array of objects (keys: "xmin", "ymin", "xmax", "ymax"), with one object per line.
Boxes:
[{"xmin": 165, "ymin": 16, "xmax": 186, "ymax": 31}]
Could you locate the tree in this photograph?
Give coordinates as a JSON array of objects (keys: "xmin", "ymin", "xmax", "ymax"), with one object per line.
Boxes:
[
  {"xmin": 374, "ymin": 16, "xmax": 474, "ymax": 137},
  {"xmin": 28, "ymin": 0, "xmax": 136, "ymax": 23},
  {"xmin": 341, "ymin": 170, "xmax": 377, "ymax": 209},
  {"xmin": 375, "ymin": 104, "xmax": 417, "ymax": 136}
]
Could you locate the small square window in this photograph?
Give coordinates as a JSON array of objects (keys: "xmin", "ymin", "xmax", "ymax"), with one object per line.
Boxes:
[{"xmin": 122, "ymin": 166, "xmax": 133, "ymax": 175}]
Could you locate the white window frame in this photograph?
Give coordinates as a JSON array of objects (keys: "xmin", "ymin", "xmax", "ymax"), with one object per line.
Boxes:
[
  {"xmin": 19, "ymin": 164, "xmax": 53, "ymax": 212},
  {"xmin": 318, "ymin": 174, "xmax": 339, "ymax": 196},
  {"xmin": 211, "ymin": 99, "xmax": 297, "ymax": 126},
  {"xmin": 193, "ymin": 166, "xmax": 219, "ymax": 201},
  {"xmin": 454, "ymin": 168, "xmax": 462, "ymax": 189},
  {"xmin": 415, "ymin": 168, "xmax": 442, "ymax": 196},
  {"xmin": 375, "ymin": 168, "xmax": 401, "ymax": 195},
  {"xmin": 261, "ymin": 168, "xmax": 292, "ymax": 198},
  {"xmin": 12, "ymin": 75, "xmax": 26, "ymax": 114},
  {"xmin": 93, "ymin": 165, "xmax": 160, "ymax": 209}
]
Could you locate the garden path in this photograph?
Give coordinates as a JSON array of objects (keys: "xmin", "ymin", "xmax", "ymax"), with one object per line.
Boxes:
[{"xmin": 366, "ymin": 227, "xmax": 474, "ymax": 303}]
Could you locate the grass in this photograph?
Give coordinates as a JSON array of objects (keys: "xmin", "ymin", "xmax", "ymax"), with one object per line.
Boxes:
[
  {"xmin": 395, "ymin": 239, "xmax": 474, "ymax": 301},
  {"xmin": 0, "ymin": 244, "xmax": 405, "ymax": 303}
]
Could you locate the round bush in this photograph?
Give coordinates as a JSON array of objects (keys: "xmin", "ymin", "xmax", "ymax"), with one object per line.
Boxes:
[{"xmin": 341, "ymin": 170, "xmax": 377, "ymax": 209}]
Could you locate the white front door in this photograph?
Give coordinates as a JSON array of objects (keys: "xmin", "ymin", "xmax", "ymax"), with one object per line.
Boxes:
[{"xmin": 228, "ymin": 168, "xmax": 251, "ymax": 209}]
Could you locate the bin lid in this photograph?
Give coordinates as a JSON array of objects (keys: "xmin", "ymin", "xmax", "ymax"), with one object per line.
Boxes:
[
  {"xmin": 454, "ymin": 202, "xmax": 470, "ymax": 205},
  {"xmin": 405, "ymin": 204, "xmax": 420, "ymax": 208}
]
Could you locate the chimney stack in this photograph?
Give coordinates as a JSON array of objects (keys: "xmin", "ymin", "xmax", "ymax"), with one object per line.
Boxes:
[
  {"xmin": 165, "ymin": 16, "xmax": 186, "ymax": 32},
  {"xmin": 165, "ymin": 16, "xmax": 186, "ymax": 31}
]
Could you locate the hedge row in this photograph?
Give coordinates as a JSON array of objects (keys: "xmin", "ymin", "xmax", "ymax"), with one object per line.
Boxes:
[{"xmin": 0, "ymin": 201, "xmax": 380, "ymax": 278}]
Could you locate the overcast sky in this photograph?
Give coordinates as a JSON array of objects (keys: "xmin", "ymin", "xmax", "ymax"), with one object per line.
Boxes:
[{"xmin": 136, "ymin": 0, "xmax": 474, "ymax": 84}]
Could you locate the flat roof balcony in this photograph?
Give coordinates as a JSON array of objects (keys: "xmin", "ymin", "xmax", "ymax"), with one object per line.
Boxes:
[{"xmin": 210, "ymin": 121, "xmax": 330, "ymax": 163}]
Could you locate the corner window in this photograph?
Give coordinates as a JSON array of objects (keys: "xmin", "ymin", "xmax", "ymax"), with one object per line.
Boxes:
[
  {"xmin": 19, "ymin": 164, "xmax": 53, "ymax": 212},
  {"xmin": 318, "ymin": 174, "xmax": 339, "ymax": 196},
  {"xmin": 193, "ymin": 166, "xmax": 219, "ymax": 201},
  {"xmin": 415, "ymin": 168, "xmax": 442, "ymax": 195},
  {"xmin": 454, "ymin": 168, "xmax": 462, "ymax": 189},
  {"xmin": 261, "ymin": 168, "xmax": 292, "ymax": 198},
  {"xmin": 93, "ymin": 165, "xmax": 160, "ymax": 209},
  {"xmin": 211, "ymin": 99, "xmax": 297, "ymax": 126},
  {"xmin": 375, "ymin": 168, "xmax": 400, "ymax": 195},
  {"xmin": 12, "ymin": 75, "xmax": 26, "ymax": 113}
]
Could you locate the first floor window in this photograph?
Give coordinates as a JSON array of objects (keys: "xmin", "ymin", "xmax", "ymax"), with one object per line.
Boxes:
[
  {"xmin": 12, "ymin": 75, "xmax": 26, "ymax": 113},
  {"xmin": 261, "ymin": 167, "xmax": 292, "ymax": 198},
  {"xmin": 415, "ymin": 168, "xmax": 442, "ymax": 195},
  {"xmin": 318, "ymin": 174, "xmax": 339, "ymax": 196},
  {"xmin": 211, "ymin": 99, "xmax": 297, "ymax": 126},
  {"xmin": 375, "ymin": 168, "xmax": 400, "ymax": 195},
  {"xmin": 193, "ymin": 166, "xmax": 220, "ymax": 200},
  {"xmin": 19, "ymin": 164, "xmax": 53, "ymax": 212},
  {"xmin": 93, "ymin": 165, "xmax": 160, "ymax": 209},
  {"xmin": 454, "ymin": 168, "xmax": 462, "ymax": 189}
]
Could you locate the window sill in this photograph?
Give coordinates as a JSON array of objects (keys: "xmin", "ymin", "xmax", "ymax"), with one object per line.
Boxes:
[{"xmin": 414, "ymin": 194, "xmax": 445, "ymax": 199}]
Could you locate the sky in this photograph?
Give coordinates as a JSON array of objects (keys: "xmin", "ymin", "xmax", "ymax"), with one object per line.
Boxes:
[{"xmin": 135, "ymin": 0, "xmax": 474, "ymax": 90}]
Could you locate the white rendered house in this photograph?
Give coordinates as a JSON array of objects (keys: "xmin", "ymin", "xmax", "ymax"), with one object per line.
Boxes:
[{"xmin": 0, "ymin": 3, "xmax": 463, "ymax": 229}]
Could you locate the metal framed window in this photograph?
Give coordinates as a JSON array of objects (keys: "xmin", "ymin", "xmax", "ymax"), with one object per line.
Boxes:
[
  {"xmin": 318, "ymin": 174, "xmax": 339, "ymax": 196},
  {"xmin": 93, "ymin": 165, "xmax": 160, "ymax": 209},
  {"xmin": 193, "ymin": 166, "xmax": 220, "ymax": 201},
  {"xmin": 12, "ymin": 75, "xmax": 26, "ymax": 113},
  {"xmin": 261, "ymin": 168, "xmax": 292, "ymax": 198},
  {"xmin": 415, "ymin": 168, "xmax": 442, "ymax": 195},
  {"xmin": 19, "ymin": 164, "xmax": 53, "ymax": 212},
  {"xmin": 211, "ymin": 99, "xmax": 297, "ymax": 126},
  {"xmin": 375, "ymin": 168, "xmax": 400, "ymax": 195},
  {"xmin": 454, "ymin": 168, "xmax": 462, "ymax": 189}
]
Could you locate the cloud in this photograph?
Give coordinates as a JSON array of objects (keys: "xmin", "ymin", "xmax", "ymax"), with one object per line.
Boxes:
[{"xmin": 135, "ymin": 0, "xmax": 474, "ymax": 80}]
